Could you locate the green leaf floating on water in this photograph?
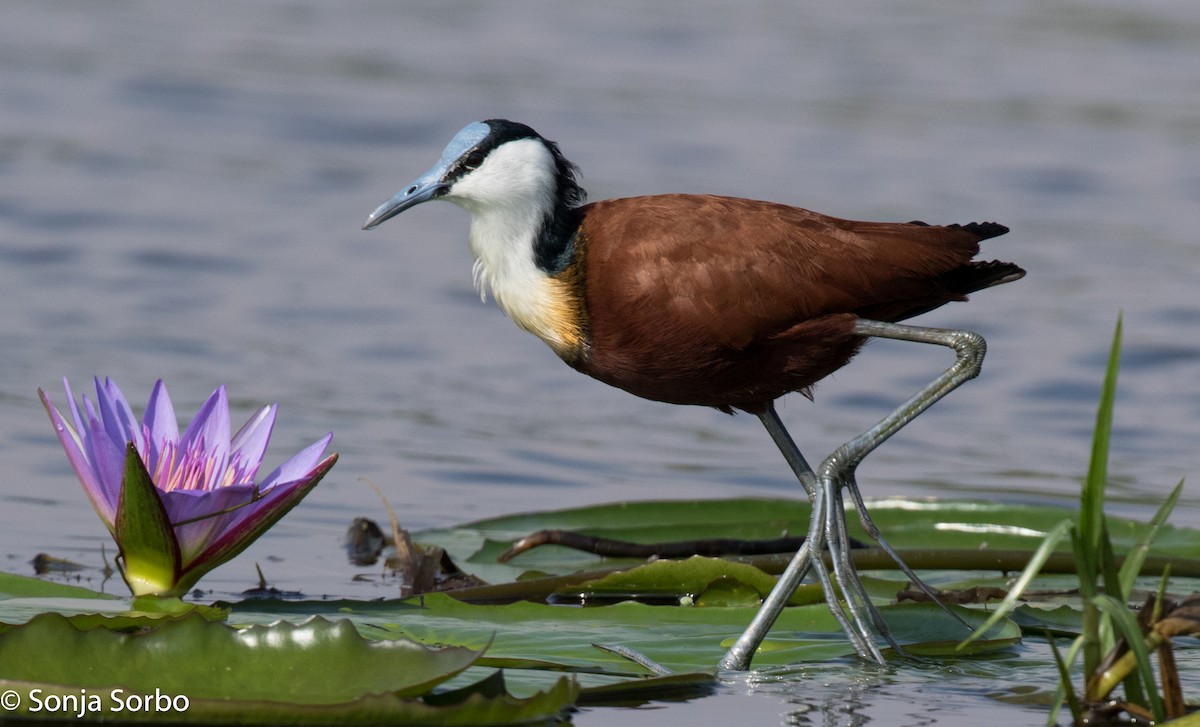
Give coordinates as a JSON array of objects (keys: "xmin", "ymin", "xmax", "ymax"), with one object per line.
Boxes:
[
  {"xmin": 0, "ymin": 611, "xmax": 577, "ymax": 724},
  {"xmin": 0, "ymin": 574, "xmax": 228, "ymax": 637},
  {"xmin": 0, "ymin": 677, "xmax": 577, "ymax": 726},
  {"xmin": 417, "ymin": 497, "xmax": 1200, "ymax": 585},
  {"xmin": 4, "ymin": 495, "xmax": 1198, "ymax": 717},
  {"xmin": 0, "ymin": 612, "xmax": 479, "ymax": 700},
  {"xmin": 0, "ymin": 572, "xmax": 119, "ymax": 602},
  {"xmin": 235, "ymin": 592, "xmax": 1020, "ymax": 675}
]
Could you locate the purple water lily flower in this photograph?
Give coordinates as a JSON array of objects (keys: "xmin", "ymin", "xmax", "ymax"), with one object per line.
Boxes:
[{"xmin": 41, "ymin": 377, "xmax": 337, "ymax": 597}]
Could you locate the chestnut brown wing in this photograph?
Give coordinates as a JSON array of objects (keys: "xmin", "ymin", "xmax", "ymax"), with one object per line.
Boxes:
[{"xmin": 580, "ymin": 195, "xmax": 1005, "ymax": 347}]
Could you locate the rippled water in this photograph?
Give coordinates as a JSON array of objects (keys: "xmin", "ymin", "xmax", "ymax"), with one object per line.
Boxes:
[{"xmin": 2, "ymin": 1, "xmax": 1199, "ymax": 723}]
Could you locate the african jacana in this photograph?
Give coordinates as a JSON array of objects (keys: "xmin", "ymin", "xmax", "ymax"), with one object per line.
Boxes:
[{"xmin": 363, "ymin": 119, "xmax": 1024, "ymax": 669}]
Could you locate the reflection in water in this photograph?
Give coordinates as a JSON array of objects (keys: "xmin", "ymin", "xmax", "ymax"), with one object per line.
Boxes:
[{"xmin": 745, "ymin": 653, "xmax": 1058, "ymax": 726}]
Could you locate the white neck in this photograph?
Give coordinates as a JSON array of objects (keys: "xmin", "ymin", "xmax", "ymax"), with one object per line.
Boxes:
[
  {"xmin": 444, "ymin": 139, "xmax": 579, "ymax": 354},
  {"xmin": 467, "ymin": 204, "xmax": 547, "ymax": 314}
]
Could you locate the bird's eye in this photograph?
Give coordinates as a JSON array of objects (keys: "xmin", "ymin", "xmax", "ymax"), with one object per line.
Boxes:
[{"xmin": 463, "ymin": 150, "xmax": 486, "ymax": 170}]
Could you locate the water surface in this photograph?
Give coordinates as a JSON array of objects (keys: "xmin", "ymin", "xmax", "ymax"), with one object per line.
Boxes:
[{"xmin": 2, "ymin": 1, "xmax": 1199, "ymax": 724}]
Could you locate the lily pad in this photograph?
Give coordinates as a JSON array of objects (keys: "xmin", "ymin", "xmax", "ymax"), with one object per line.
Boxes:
[
  {"xmin": 0, "ymin": 675, "xmax": 577, "ymax": 725},
  {"xmin": 0, "ymin": 572, "xmax": 119, "ymax": 601},
  {"xmin": 414, "ymin": 498, "xmax": 1200, "ymax": 586},
  {"xmin": 0, "ymin": 612, "xmax": 480, "ymax": 702},
  {"xmin": 4, "ymin": 495, "xmax": 1196, "ymax": 718},
  {"xmin": 233, "ymin": 592, "xmax": 1020, "ymax": 674}
]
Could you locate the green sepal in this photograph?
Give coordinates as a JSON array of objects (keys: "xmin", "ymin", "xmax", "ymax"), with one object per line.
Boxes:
[{"xmin": 114, "ymin": 442, "xmax": 182, "ymax": 596}]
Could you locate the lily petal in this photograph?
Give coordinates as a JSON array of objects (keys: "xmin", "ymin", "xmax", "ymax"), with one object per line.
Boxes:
[
  {"xmin": 229, "ymin": 404, "xmax": 276, "ymax": 483},
  {"xmin": 143, "ymin": 379, "xmax": 180, "ymax": 467},
  {"xmin": 93, "ymin": 377, "xmax": 144, "ymax": 454},
  {"xmin": 84, "ymin": 414, "xmax": 125, "ymax": 528},
  {"xmin": 180, "ymin": 385, "xmax": 231, "ymax": 491},
  {"xmin": 167, "ymin": 453, "xmax": 338, "ymax": 592},
  {"xmin": 259, "ymin": 432, "xmax": 334, "ymax": 488},
  {"xmin": 44, "ymin": 377, "xmax": 337, "ymax": 597},
  {"xmin": 40, "ymin": 390, "xmax": 115, "ymax": 527},
  {"xmin": 162, "ymin": 485, "xmax": 256, "ymax": 565},
  {"xmin": 167, "ymin": 429, "xmax": 330, "ymax": 565},
  {"xmin": 61, "ymin": 378, "xmax": 88, "ymax": 446}
]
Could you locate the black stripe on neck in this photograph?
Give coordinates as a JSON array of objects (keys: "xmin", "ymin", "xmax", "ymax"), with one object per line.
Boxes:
[
  {"xmin": 534, "ymin": 206, "xmax": 584, "ymax": 275},
  {"xmin": 529, "ymin": 129, "xmax": 586, "ymax": 275},
  {"xmin": 479, "ymin": 120, "xmax": 588, "ymax": 275}
]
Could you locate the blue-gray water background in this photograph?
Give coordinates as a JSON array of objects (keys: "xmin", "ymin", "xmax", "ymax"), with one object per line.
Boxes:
[{"xmin": 2, "ymin": 1, "xmax": 1198, "ymax": 724}]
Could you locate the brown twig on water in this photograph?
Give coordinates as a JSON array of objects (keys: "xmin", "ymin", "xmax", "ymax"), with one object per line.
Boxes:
[{"xmin": 498, "ymin": 529, "xmax": 867, "ymax": 563}]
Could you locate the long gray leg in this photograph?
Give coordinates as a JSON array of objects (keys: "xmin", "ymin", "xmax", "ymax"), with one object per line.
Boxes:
[
  {"xmin": 720, "ymin": 403, "xmax": 882, "ymax": 671},
  {"xmin": 840, "ymin": 471, "xmax": 970, "ymax": 630},
  {"xmin": 822, "ymin": 319, "xmax": 985, "ymax": 624},
  {"xmin": 719, "ymin": 319, "xmax": 987, "ymax": 670}
]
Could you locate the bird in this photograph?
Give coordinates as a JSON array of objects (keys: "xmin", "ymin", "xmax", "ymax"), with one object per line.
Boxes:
[{"xmin": 363, "ymin": 119, "xmax": 1024, "ymax": 669}]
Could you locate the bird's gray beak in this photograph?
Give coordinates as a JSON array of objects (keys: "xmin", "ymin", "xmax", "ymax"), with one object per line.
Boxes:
[{"xmin": 362, "ymin": 172, "xmax": 446, "ymax": 230}]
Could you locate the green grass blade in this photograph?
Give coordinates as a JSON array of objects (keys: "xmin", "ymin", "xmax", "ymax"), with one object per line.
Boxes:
[
  {"xmin": 1046, "ymin": 634, "xmax": 1087, "ymax": 727},
  {"xmin": 1077, "ymin": 313, "xmax": 1122, "ymax": 676},
  {"xmin": 1099, "ymin": 523, "xmax": 1124, "ymax": 653},
  {"xmin": 1092, "ymin": 594, "xmax": 1164, "ymax": 722},
  {"xmin": 1118, "ymin": 479, "xmax": 1184, "ymax": 597},
  {"xmin": 1046, "ymin": 629, "xmax": 1082, "ymax": 725},
  {"xmin": 1096, "ymin": 522, "xmax": 1149, "ymax": 707},
  {"xmin": 1080, "ymin": 314, "xmax": 1122, "ymax": 555},
  {"xmin": 957, "ymin": 518, "xmax": 1073, "ymax": 648}
]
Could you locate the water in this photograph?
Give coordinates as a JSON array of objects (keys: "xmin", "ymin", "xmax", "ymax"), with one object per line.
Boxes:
[{"xmin": 2, "ymin": 0, "xmax": 1199, "ymax": 723}]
